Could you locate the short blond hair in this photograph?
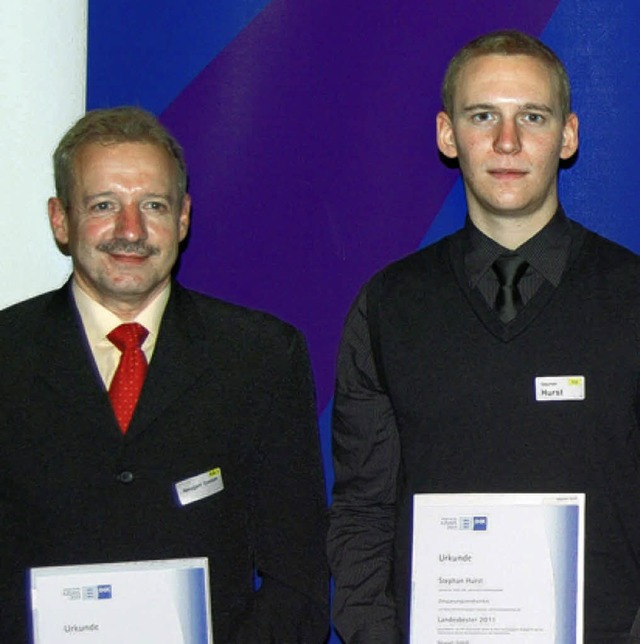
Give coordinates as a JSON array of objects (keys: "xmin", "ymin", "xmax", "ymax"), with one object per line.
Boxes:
[{"xmin": 441, "ymin": 30, "xmax": 572, "ymax": 119}]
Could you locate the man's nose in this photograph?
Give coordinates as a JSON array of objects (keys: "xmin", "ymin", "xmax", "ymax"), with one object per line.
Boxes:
[
  {"xmin": 493, "ymin": 119, "xmax": 521, "ymax": 154},
  {"xmin": 114, "ymin": 204, "xmax": 147, "ymax": 241}
]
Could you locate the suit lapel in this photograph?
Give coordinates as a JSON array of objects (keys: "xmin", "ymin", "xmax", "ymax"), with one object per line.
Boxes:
[
  {"xmin": 127, "ymin": 284, "xmax": 213, "ymax": 438},
  {"xmin": 35, "ymin": 282, "xmax": 215, "ymax": 440},
  {"xmin": 36, "ymin": 283, "xmax": 119, "ymax": 434}
]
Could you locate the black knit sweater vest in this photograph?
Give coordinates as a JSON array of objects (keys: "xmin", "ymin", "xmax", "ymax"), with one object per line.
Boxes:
[{"xmin": 367, "ymin": 222, "xmax": 640, "ymax": 640}]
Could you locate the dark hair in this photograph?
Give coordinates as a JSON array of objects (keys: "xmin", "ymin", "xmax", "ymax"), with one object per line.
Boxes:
[
  {"xmin": 441, "ymin": 30, "xmax": 571, "ymax": 119},
  {"xmin": 53, "ymin": 106, "xmax": 187, "ymax": 210}
]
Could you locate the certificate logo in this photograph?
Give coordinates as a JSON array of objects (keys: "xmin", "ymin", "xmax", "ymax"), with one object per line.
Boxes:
[
  {"xmin": 97, "ymin": 585, "xmax": 112, "ymax": 599},
  {"xmin": 440, "ymin": 516, "xmax": 489, "ymax": 531},
  {"xmin": 473, "ymin": 516, "xmax": 488, "ymax": 531},
  {"xmin": 458, "ymin": 516, "xmax": 488, "ymax": 531},
  {"xmin": 80, "ymin": 585, "xmax": 112, "ymax": 600}
]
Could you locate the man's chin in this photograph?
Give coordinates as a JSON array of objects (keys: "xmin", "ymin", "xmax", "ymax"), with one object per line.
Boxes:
[
  {"xmin": 102, "ymin": 279, "xmax": 158, "ymax": 301},
  {"xmin": 484, "ymin": 199, "xmax": 544, "ymax": 219}
]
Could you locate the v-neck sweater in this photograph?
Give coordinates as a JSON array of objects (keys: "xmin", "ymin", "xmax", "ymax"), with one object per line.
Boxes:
[{"xmin": 330, "ymin": 216, "xmax": 640, "ymax": 642}]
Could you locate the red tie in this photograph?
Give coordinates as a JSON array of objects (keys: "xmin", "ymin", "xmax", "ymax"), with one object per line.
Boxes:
[{"xmin": 107, "ymin": 323, "xmax": 149, "ymax": 433}]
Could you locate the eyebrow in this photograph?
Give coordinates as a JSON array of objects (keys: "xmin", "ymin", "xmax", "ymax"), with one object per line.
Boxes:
[
  {"xmin": 82, "ymin": 191, "xmax": 175, "ymax": 206},
  {"xmin": 82, "ymin": 191, "xmax": 116, "ymax": 207},
  {"xmin": 143, "ymin": 193, "xmax": 175, "ymax": 203},
  {"xmin": 461, "ymin": 102, "xmax": 555, "ymax": 115}
]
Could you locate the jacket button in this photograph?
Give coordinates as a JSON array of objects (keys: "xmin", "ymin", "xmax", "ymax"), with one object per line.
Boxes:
[{"xmin": 116, "ymin": 471, "xmax": 134, "ymax": 483}]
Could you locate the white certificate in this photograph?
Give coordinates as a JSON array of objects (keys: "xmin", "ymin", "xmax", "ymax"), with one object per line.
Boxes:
[
  {"xmin": 410, "ymin": 493, "xmax": 584, "ymax": 644},
  {"xmin": 30, "ymin": 557, "xmax": 213, "ymax": 644}
]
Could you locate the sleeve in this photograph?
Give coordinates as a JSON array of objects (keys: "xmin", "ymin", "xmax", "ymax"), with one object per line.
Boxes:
[
  {"xmin": 0, "ymin": 381, "xmax": 32, "ymax": 643},
  {"xmin": 327, "ymin": 286, "xmax": 402, "ymax": 643},
  {"xmin": 0, "ymin": 482, "xmax": 31, "ymax": 642},
  {"xmin": 230, "ymin": 327, "xmax": 330, "ymax": 643}
]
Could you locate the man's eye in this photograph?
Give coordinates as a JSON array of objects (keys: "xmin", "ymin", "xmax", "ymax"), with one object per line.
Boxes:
[
  {"xmin": 144, "ymin": 201, "xmax": 167, "ymax": 211},
  {"xmin": 91, "ymin": 202, "xmax": 113, "ymax": 212},
  {"xmin": 471, "ymin": 112, "xmax": 493, "ymax": 123},
  {"xmin": 523, "ymin": 113, "xmax": 545, "ymax": 124}
]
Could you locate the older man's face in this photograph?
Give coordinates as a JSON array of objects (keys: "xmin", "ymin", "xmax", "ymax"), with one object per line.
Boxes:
[{"xmin": 48, "ymin": 141, "xmax": 190, "ymax": 317}]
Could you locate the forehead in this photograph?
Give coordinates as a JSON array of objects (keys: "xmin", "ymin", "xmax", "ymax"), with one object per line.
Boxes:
[
  {"xmin": 72, "ymin": 141, "xmax": 176, "ymax": 188},
  {"xmin": 453, "ymin": 54, "xmax": 560, "ymax": 109}
]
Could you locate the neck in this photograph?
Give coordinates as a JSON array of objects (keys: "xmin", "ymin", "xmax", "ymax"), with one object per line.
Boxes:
[
  {"xmin": 72, "ymin": 276, "xmax": 169, "ymax": 322},
  {"xmin": 469, "ymin": 207, "xmax": 556, "ymax": 250}
]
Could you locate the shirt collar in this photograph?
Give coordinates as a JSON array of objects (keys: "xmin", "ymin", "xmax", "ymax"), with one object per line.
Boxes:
[
  {"xmin": 465, "ymin": 207, "xmax": 571, "ymax": 288},
  {"xmin": 71, "ymin": 280, "xmax": 171, "ymax": 349}
]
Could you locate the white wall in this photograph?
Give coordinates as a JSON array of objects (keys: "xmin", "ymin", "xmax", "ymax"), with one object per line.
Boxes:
[{"xmin": 0, "ymin": 0, "xmax": 87, "ymax": 309}]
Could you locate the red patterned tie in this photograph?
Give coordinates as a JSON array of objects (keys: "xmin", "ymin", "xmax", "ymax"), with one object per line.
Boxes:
[{"xmin": 107, "ymin": 323, "xmax": 149, "ymax": 433}]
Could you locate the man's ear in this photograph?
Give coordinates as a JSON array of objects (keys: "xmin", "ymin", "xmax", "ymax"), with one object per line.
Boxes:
[
  {"xmin": 436, "ymin": 111, "xmax": 458, "ymax": 159},
  {"xmin": 178, "ymin": 193, "xmax": 191, "ymax": 243},
  {"xmin": 560, "ymin": 112, "xmax": 579, "ymax": 160},
  {"xmin": 48, "ymin": 197, "xmax": 70, "ymax": 246}
]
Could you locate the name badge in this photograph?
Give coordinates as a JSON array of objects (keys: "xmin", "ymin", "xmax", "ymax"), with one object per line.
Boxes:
[
  {"xmin": 174, "ymin": 468, "xmax": 224, "ymax": 506},
  {"xmin": 535, "ymin": 376, "xmax": 585, "ymax": 402}
]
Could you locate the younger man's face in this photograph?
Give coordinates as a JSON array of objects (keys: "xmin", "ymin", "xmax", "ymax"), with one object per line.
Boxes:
[{"xmin": 436, "ymin": 53, "xmax": 578, "ymax": 229}]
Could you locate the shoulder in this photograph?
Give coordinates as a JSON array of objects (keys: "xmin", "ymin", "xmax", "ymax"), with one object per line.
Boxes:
[
  {"xmin": 173, "ymin": 287, "xmax": 314, "ymax": 397},
  {"xmin": 0, "ymin": 288, "xmax": 60, "ymax": 319},
  {"xmin": 379, "ymin": 234, "xmax": 453, "ymax": 279},
  {"xmin": 174, "ymin": 285, "xmax": 305, "ymax": 355},
  {"xmin": 572, "ymin": 223, "xmax": 640, "ymax": 279},
  {"xmin": 362, "ymin": 232, "xmax": 459, "ymax": 305},
  {"xmin": 562, "ymin": 222, "xmax": 640, "ymax": 309},
  {"xmin": 0, "ymin": 288, "xmax": 66, "ymax": 342},
  {"xmin": 580, "ymin": 226, "xmax": 640, "ymax": 265}
]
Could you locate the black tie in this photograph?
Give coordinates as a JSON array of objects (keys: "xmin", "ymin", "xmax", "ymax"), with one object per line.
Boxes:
[{"xmin": 492, "ymin": 254, "xmax": 529, "ymax": 323}]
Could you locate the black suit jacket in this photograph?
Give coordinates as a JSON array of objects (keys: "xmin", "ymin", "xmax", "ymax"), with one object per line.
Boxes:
[{"xmin": 0, "ymin": 281, "xmax": 328, "ymax": 642}]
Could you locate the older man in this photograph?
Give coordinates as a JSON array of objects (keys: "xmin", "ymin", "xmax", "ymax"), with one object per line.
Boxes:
[{"xmin": 0, "ymin": 107, "xmax": 328, "ymax": 642}]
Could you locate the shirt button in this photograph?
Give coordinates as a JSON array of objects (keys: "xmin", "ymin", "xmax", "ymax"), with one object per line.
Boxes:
[{"xmin": 116, "ymin": 471, "xmax": 134, "ymax": 484}]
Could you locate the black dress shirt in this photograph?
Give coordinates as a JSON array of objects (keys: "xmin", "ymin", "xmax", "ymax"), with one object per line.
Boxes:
[{"xmin": 465, "ymin": 207, "xmax": 573, "ymax": 312}]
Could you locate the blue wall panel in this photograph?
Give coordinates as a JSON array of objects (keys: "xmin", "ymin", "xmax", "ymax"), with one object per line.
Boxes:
[{"xmin": 87, "ymin": 0, "xmax": 270, "ymax": 113}]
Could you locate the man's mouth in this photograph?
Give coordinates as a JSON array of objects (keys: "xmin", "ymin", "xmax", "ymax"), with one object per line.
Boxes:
[
  {"xmin": 108, "ymin": 252, "xmax": 150, "ymax": 264},
  {"xmin": 488, "ymin": 168, "xmax": 528, "ymax": 179}
]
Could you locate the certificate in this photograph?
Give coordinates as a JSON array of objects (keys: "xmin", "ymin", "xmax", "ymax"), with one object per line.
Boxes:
[
  {"xmin": 30, "ymin": 557, "xmax": 213, "ymax": 644},
  {"xmin": 410, "ymin": 493, "xmax": 584, "ymax": 644}
]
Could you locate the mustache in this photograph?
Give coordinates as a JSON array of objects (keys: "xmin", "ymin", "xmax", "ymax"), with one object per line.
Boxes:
[{"xmin": 97, "ymin": 239, "xmax": 160, "ymax": 256}]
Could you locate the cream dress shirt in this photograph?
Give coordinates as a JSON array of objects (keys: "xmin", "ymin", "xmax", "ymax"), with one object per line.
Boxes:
[{"xmin": 71, "ymin": 280, "xmax": 170, "ymax": 389}]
